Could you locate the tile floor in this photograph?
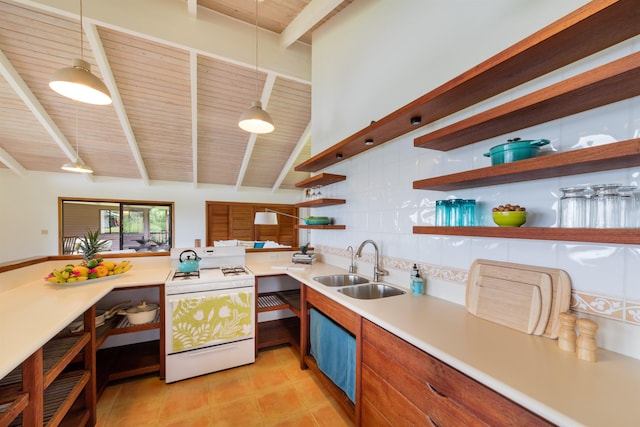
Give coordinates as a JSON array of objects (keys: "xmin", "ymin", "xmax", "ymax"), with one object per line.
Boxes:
[{"xmin": 96, "ymin": 345, "xmax": 354, "ymax": 426}]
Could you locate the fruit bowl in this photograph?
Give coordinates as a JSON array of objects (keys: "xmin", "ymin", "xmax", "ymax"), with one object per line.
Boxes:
[{"xmin": 492, "ymin": 211, "xmax": 527, "ymax": 227}]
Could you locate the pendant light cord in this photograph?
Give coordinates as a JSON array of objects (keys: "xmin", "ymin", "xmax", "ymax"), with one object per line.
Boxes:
[
  {"xmin": 79, "ymin": 0, "xmax": 84, "ymax": 61},
  {"xmin": 254, "ymin": 0, "xmax": 259, "ymax": 100},
  {"xmin": 75, "ymin": 101, "xmax": 80, "ymax": 158}
]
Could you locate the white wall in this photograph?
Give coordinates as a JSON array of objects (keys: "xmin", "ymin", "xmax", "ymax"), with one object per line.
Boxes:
[
  {"xmin": 0, "ymin": 170, "xmax": 301, "ymax": 262},
  {"xmin": 310, "ymin": 0, "xmax": 640, "ymax": 359}
]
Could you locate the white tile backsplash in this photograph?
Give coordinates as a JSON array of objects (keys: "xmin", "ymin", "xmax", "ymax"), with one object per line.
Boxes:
[{"xmin": 313, "ymin": 42, "xmax": 640, "ymax": 359}]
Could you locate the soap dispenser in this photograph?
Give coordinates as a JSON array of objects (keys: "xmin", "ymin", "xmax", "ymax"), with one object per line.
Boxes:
[{"xmin": 411, "ymin": 272, "xmax": 424, "ymax": 295}]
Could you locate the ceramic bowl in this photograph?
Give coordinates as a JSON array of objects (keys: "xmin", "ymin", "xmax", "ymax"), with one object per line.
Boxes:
[{"xmin": 492, "ymin": 211, "xmax": 527, "ymax": 227}]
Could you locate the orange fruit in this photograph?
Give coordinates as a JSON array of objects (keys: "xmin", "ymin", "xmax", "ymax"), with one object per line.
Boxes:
[{"xmin": 94, "ymin": 265, "xmax": 109, "ymax": 278}]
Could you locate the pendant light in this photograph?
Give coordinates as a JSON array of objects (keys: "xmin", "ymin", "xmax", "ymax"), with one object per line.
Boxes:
[
  {"xmin": 49, "ymin": 0, "xmax": 112, "ymax": 106},
  {"xmin": 238, "ymin": 0, "xmax": 274, "ymax": 134},
  {"xmin": 61, "ymin": 102, "xmax": 93, "ymax": 173}
]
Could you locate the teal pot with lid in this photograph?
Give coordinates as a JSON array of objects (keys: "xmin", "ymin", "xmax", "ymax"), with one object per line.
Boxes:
[{"xmin": 483, "ymin": 137, "xmax": 550, "ymax": 165}]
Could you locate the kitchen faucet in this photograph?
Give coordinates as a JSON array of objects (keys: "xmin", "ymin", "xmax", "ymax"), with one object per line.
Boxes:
[
  {"xmin": 355, "ymin": 240, "xmax": 388, "ymax": 282},
  {"xmin": 347, "ymin": 245, "xmax": 356, "ymax": 273}
]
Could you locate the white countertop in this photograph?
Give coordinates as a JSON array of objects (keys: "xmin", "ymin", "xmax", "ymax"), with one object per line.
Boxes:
[
  {"xmin": 252, "ymin": 261, "xmax": 640, "ymax": 427},
  {"xmin": 0, "ymin": 257, "xmax": 170, "ymax": 380},
  {"xmin": 3, "ymin": 258, "xmax": 639, "ymax": 426}
]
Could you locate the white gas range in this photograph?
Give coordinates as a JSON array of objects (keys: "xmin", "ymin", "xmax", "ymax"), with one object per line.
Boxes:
[{"xmin": 165, "ymin": 246, "xmax": 255, "ymax": 383}]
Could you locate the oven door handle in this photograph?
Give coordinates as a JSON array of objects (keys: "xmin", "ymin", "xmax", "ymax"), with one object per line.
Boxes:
[{"xmin": 184, "ymin": 341, "xmax": 247, "ymax": 357}]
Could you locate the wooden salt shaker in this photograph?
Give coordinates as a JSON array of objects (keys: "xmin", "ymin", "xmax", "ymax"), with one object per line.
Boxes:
[
  {"xmin": 558, "ymin": 312, "xmax": 577, "ymax": 352},
  {"xmin": 576, "ymin": 318, "xmax": 599, "ymax": 362}
]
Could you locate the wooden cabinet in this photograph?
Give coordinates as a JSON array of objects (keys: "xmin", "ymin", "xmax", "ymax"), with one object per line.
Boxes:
[
  {"xmin": 206, "ymin": 201, "xmax": 299, "ymax": 247},
  {"xmin": 210, "ymin": 201, "xmax": 298, "ymax": 244},
  {"xmin": 361, "ymin": 319, "xmax": 551, "ymax": 427},
  {"xmin": 255, "ymin": 276, "xmax": 301, "ymax": 355},
  {"xmin": 0, "ymin": 308, "xmax": 97, "ymax": 427}
]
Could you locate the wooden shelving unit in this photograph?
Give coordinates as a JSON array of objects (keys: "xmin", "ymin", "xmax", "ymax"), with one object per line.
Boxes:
[
  {"xmin": 95, "ymin": 285, "xmax": 163, "ymax": 397},
  {"xmin": 295, "ymin": 173, "xmax": 346, "ymax": 188},
  {"xmin": 294, "ymin": 181, "xmax": 347, "ymax": 229},
  {"xmin": 294, "ymin": 0, "xmax": 640, "ymax": 172},
  {"xmin": 414, "ymin": 53, "xmax": 640, "ymax": 151},
  {"xmin": 256, "ymin": 287, "xmax": 301, "ymax": 353},
  {"xmin": 413, "ymin": 226, "xmax": 640, "ymax": 245},
  {"xmin": 413, "ymin": 138, "xmax": 640, "ymax": 191},
  {"xmin": 295, "ymin": 198, "xmax": 346, "ymax": 208},
  {"xmin": 0, "ymin": 309, "xmax": 96, "ymax": 427}
]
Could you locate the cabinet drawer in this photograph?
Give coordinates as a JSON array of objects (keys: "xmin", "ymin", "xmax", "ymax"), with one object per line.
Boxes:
[
  {"xmin": 362, "ymin": 342, "xmax": 484, "ymax": 426},
  {"xmin": 362, "ymin": 320, "xmax": 552, "ymax": 426}
]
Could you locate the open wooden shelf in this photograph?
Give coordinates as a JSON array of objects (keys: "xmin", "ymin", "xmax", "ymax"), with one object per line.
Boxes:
[
  {"xmin": 295, "ymin": 173, "xmax": 346, "ymax": 188},
  {"xmin": 0, "ymin": 393, "xmax": 28, "ymax": 427},
  {"xmin": 414, "ymin": 53, "xmax": 640, "ymax": 151},
  {"xmin": 413, "ymin": 226, "xmax": 640, "ymax": 245},
  {"xmin": 96, "ymin": 340, "xmax": 161, "ymax": 396},
  {"xmin": 295, "ymin": 224, "xmax": 346, "ymax": 230},
  {"xmin": 257, "ymin": 318, "xmax": 300, "ymax": 351},
  {"xmin": 295, "ymin": 198, "xmax": 346, "ymax": 208},
  {"xmin": 413, "ymin": 138, "xmax": 640, "ymax": 191},
  {"xmin": 294, "ymin": 0, "xmax": 640, "ymax": 172}
]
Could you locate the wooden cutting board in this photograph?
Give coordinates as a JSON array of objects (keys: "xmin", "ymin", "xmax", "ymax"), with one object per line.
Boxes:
[
  {"xmin": 472, "ymin": 259, "xmax": 571, "ymax": 338},
  {"xmin": 467, "ymin": 260, "xmax": 553, "ymax": 335}
]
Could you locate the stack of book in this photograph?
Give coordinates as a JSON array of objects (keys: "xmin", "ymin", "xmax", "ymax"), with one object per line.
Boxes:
[{"xmin": 292, "ymin": 252, "xmax": 316, "ymax": 264}]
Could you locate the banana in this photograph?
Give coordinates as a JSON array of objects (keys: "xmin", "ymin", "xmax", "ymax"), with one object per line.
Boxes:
[{"xmin": 113, "ymin": 260, "xmax": 132, "ymax": 274}]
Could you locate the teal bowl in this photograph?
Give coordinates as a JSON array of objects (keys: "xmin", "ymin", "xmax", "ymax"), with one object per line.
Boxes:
[
  {"xmin": 492, "ymin": 211, "xmax": 527, "ymax": 227},
  {"xmin": 304, "ymin": 216, "xmax": 331, "ymax": 225}
]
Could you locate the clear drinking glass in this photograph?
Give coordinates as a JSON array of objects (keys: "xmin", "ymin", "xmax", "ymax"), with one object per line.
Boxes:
[
  {"xmin": 449, "ymin": 199, "xmax": 464, "ymax": 226},
  {"xmin": 462, "ymin": 199, "xmax": 476, "ymax": 226},
  {"xmin": 617, "ymin": 185, "xmax": 637, "ymax": 228},
  {"xmin": 435, "ymin": 200, "xmax": 449, "ymax": 226},
  {"xmin": 559, "ymin": 186, "xmax": 588, "ymax": 228},
  {"xmin": 590, "ymin": 184, "xmax": 622, "ymax": 228}
]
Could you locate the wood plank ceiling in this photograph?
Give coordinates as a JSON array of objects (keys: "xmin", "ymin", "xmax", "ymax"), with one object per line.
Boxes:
[{"xmin": 0, "ymin": 0, "xmax": 352, "ymax": 190}]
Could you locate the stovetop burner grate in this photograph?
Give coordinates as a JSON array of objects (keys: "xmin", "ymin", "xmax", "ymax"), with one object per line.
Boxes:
[
  {"xmin": 221, "ymin": 266, "xmax": 248, "ymax": 276},
  {"xmin": 173, "ymin": 270, "xmax": 200, "ymax": 280}
]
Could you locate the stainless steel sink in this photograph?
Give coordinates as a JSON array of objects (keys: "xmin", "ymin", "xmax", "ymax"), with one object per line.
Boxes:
[
  {"xmin": 337, "ymin": 283, "xmax": 405, "ymax": 299},
  {"xmin": 313, "ymin": 274, "xmax": 370, "ymax": 287}
]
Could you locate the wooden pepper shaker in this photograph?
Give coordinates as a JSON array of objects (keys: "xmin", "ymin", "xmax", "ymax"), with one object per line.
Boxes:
[
  {"xmin": 576, "ymin": 318, "xmax": 599, "ymax": 362},
  {"xmin": 558, "ymin": 312, "xmax": 578, "ymax": 352}
]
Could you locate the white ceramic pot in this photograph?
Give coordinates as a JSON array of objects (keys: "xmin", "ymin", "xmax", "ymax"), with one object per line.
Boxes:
[{"xmin": 122, "ymin": 301, "xmax": 158, "ymax": 325}]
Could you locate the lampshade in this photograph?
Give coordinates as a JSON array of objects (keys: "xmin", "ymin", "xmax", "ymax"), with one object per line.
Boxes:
[
  {"xmin": 61, "ymin": 158, "xmax": 93, "ymax": 174},
  {"xmin": 239, "ymin": 0, "xmax": 274, "ymax": 134},
  {"xmin": 239, "ymin": 101, "xmax": 275, "ymax": 134},
  {"xmin": 254, "ymin": 212, "xmax": 278, "ymax": 225},
  {"xmin": 50, "ymin": 59, "xmax": 112, "ymax": 105}
]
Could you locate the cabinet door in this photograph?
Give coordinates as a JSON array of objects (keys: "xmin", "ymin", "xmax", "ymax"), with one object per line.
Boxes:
[
  {"xmin": 207, "ymin": 203, "xmax": 230, "ymax": 244},
  {"xmin": 361, "ymin": 320, "xmax": 552, "ymax": 427}
]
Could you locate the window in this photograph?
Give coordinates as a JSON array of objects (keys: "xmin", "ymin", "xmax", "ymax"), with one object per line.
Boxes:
[{"xmin": 60, "ymin": 198, "xmax": 174, "ymax": 254}]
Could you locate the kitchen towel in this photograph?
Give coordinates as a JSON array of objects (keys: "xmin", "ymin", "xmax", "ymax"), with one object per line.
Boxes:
[{"xmin": 309, "ymin": 308, "xmax": 356, "ymax": 402}]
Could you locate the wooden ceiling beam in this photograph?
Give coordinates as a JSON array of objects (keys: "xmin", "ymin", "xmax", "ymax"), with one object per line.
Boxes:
[
  {"xmin": 85, "ymin": 22, "xmax": 149, "ymax": 185},
  {"xmin": 0, "ymin": 146, "xmax": 27, "ymax": 177},
  {"xmin": 272, "ymin": 121, "xmax": 311, "ymax": 192},
  {"xmin": 190, "ymin": 50, "xmax": 198, "ymax": 188},
  {"xmin": 0, "ymin": 48, "xmax": 80, "ymax": 165},
  {"xmin": 280, "ymin": 0, "xmax": 343, "ymax": 48},
  {"xmin": 187, "ymin": 0, "xmax": 197, "ymax": 17}
]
